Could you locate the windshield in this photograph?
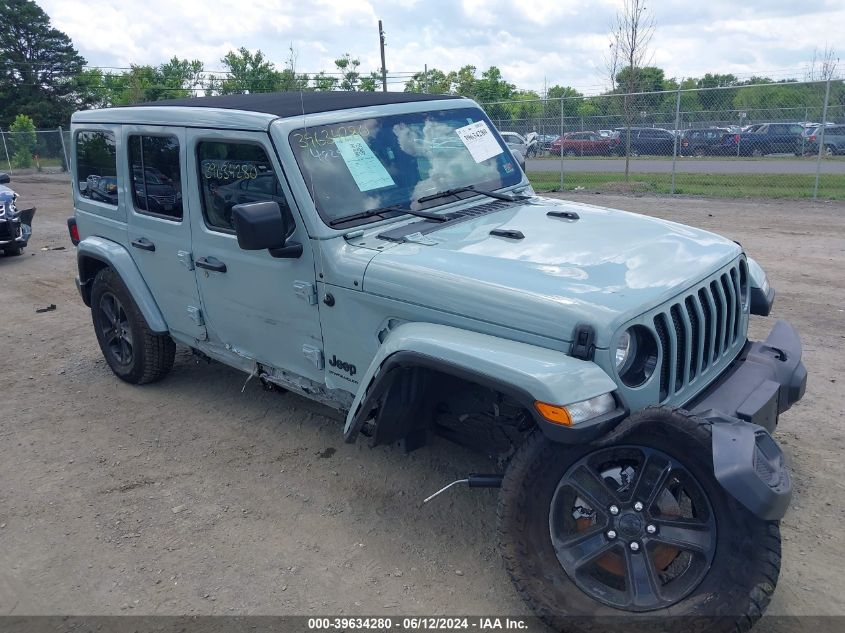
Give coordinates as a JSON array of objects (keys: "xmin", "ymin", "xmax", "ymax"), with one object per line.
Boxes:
[{"xmin": 289, "ymin": 107, "xmax": 521, "ymax": 226}]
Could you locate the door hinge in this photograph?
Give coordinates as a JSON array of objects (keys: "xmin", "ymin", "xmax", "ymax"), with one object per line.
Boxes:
[
  {"xmin": 294, "ymin": 280, "xmax": 318, "ymax": 305},
  {"xmin": 177, "ymin": 250, "xmax": 195, "ymax": 271},
  {"xmin": 302, "ymin": 345, "xmax": 324, "ymax": 369},
  {"xmin": 187, "ymin": 306, "xmax": 204, "ymax": 326}
]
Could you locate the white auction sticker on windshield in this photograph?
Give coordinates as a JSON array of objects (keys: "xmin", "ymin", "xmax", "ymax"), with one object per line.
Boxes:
[
  {"xmin": 333, "ymin": 134, "xmax": 395, "ymax": 192},
  {"xmin": 454, "ymin": 120, "xmax": 503, "ymax": 163}
]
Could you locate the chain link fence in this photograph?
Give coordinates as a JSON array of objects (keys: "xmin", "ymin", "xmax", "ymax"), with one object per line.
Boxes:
[
  {"xmin": 4, "ymin": 79, "xmax": 844, "ymax": 200},
  {"xmin": 0, "ymin": 128, "xmax": 70, "ymax": 176},
  {"xmin": 482, "ymin": 78, "xmax": 845, "ymax": 200}
]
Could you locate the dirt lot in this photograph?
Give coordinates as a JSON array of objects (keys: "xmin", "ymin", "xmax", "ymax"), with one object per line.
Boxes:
[{"xmin": 1, "ymin": 175, "xmax": 844, "ymax": 620}]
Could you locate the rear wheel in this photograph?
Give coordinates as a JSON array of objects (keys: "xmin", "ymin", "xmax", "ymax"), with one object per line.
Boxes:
[
  {"xmin": 751, "ymin": 148, "xmax": 764, "ymax": 157},
  {"xmin": 91, "ymin": 267, "xmax": 175, "ymax": 384},
  {"xmin": 824, "ymin": 144, "xmax": 836, "ymax": 157},
  {"xmin": 498, "ymin": 408, "xmax": 780, "ymax": 632}
]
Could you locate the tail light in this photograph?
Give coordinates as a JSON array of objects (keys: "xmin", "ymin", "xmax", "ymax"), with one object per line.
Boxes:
[
  {"xmin": 67, "ymin": 217, "xmax": 80, "ymax": 246},
  {"xmin": 809, "ymin": 135, "xmax": 816, "ymax": 142},
  {"xmin": 734, "ymin": 134, "xmax": 741, "ymax": 143}
]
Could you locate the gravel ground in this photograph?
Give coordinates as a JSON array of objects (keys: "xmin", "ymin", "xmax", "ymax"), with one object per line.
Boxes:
[{"xmin": 1, "ymin": 175, "xmax": 843, "ymax": 622}]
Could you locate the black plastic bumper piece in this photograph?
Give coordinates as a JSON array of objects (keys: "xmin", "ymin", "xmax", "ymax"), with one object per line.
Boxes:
[
  {"xmin": 689, "ymin": 319, "xmax": 806, "ymax": 432},
  {"xmin": 710, "ymin": 420, "xmax": 792, "ymax": 520},
  {"xmin": 689, "ymin": 319, "xmax": 806, "ymax": 520}
]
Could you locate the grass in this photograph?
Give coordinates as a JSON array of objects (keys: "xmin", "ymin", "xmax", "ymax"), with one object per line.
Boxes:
[
  {"xmin": 532, "ymin": 154, "xmax": 845, "ymax": 162},
  {"xmin": 527, "ymin": 171, "xmax": 845, "ymax": 199}
]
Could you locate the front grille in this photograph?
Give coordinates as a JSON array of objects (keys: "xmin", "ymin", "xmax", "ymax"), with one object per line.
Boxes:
[{"xmin": 654, "ymin": 260, "xmax": 747, "ymax": 401}]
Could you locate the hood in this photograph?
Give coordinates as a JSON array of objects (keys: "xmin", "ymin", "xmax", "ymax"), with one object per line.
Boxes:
[{"xmin": 363, "ymin": 197, "xmax": 741, "ymax": 348}]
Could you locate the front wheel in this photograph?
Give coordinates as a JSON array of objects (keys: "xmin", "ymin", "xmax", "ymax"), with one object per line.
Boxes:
[{"xmin": 498, "ymin": 408, "xmax": 781, "ymax": 632}]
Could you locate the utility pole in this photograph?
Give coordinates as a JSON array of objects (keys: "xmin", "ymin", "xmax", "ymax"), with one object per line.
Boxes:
[{"xmin": 378, "ymin": 20, "xmax": 387, "ymax": 92}]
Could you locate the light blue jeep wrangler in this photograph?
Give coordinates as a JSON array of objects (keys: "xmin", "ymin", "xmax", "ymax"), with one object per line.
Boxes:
[{"xmin": 69, "ymin": 92, "xmax": 806, "ymax": 630}]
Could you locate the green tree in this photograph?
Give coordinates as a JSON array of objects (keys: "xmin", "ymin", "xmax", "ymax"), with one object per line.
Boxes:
[
  {"xmin": 0, "ymin": 0, "xmax": 87, "ymax": 127},
  {"xmin": 548, "ymin": 85, "xmax": 584, "ymax": 118},
  {"xmin": 311, "ymin": 71, "xmax": 338, "ymax": 92},
  {"xmin": 334, "ymin": 54, "xmax": 362, "ymax": 90},
  {"xmin": 403, "ymin": 68, "xmax": 451, "ymax": 93},
  {"xmin": 9, "ymin": 114, "xmax": 37, "ymax": 168},
  {"xmin": 219, "ymin": 48, "xmax": 279, "ymax": 94},
  {"xmin": 358, "ymin": 71, "xmax": 382, "ymax": 92}
]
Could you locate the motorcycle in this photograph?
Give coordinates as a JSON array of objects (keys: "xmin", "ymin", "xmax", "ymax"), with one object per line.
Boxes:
[{"xmin": 0, "ymin": 172, "xmax": 36, "ymax": 256}]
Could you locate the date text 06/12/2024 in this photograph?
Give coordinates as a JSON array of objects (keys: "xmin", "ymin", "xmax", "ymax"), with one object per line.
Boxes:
[{"xmin": 307, "ymin": 617, "xmax": 529, "ymax": 630}]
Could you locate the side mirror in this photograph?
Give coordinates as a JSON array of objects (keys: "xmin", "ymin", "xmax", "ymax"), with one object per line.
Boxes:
[
  {"xmin": 0, "ymin": 172, "xmax": 10, "ymax": 185},
  {"xmin": 231, "ymin": 200, "xmax": 302, "ymax": 259},
  {"xmin": 511, "ymin": 149, "xmax": 526, "ymax": 172}
]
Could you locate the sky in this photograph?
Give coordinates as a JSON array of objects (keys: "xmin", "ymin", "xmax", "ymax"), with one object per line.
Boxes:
[{"xmin": 41, "ymin": 0, "xmax": 844, "ymax": 94}]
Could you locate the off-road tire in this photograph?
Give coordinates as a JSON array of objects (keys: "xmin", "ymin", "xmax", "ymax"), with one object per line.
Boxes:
[
  {"xmin": 498, "ymin": 407, "xmax": 781, "ymax": 633},
  {"xmin": 90, "ymin": 267, "xmax": 175, "ymax": 384}
]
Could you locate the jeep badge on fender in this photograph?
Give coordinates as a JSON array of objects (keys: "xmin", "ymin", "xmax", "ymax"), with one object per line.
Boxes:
[
  {"xmin": 69, "ymin": 91, "xmax": 806, "ymax": 632},
  {"xmin": 328, "ymin": 355, "xmax": 356, "ymax": 376}
]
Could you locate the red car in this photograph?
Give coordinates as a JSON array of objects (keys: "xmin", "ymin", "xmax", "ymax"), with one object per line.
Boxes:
[{"xmin": 550, "ymin": 131, "xmax": 619, "ymax": 156}]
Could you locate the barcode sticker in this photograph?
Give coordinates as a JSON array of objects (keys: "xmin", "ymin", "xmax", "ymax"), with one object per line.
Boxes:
[{"xmin": 333, "ymin": 134, "xmax": 395, "ymax": 192}]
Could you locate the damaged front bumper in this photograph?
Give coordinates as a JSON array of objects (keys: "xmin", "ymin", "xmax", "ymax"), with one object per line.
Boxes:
[{"xmin": 689, "ymin": 319, "xmax": 807, "ymax": 520}]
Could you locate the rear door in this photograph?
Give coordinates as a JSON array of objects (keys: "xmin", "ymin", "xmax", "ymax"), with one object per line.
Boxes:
[
  {"xmin": 185, "ymin": 130, "xmax": 324, "ymax": 381},
  {"xmin": 122, "ymin": 125, "xmax": 206, "ymax": 340}
]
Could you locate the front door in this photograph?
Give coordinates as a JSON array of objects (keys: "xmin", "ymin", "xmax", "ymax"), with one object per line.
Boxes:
[
  {"xmin": 123, "ymin": 125, "xmax": 206, "ymax": 340},
  {"xmin": 185, "ymin": 130, "xmax": 324, "ymax": 382}
]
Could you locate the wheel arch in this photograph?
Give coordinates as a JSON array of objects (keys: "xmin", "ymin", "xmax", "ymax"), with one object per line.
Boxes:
[
  {"xmin": 343, "ymin": 322, "xmax": 619, "ymax": 446},
  {"xmin": 77, "ymin": 236, "xmax": 169, "ymax": 333}
]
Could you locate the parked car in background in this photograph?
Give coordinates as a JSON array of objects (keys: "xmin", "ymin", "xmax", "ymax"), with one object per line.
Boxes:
[
  {"xmin": 721, "ymin": 122, "xmax": 804, "ymax": 156},
  {"xmin": 550, "ymin": 131, "xmax": 618, "ymax": 156},
  {"xmin": 803, "ymin": 124, "xmax": 845, "ymax": 156},
  {"xmin": 537, "ymin": 134, "xmax": 558, "ymax": 152},
  {"xmin": 613, "ymin": 127, "xmax": 676, "ymax": 155},
  {"xmin": 499, "ymin": 131, "xmax": 527, "ymax": 156},
  {"xmin": 679, "ymin": 127, "xmax": 731, "ymax": 156}
]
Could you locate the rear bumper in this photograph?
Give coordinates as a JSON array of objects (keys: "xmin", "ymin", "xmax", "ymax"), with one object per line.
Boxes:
[{"xmin": 688, "ymin": 319, "xmax": 806, "ymax": 520}]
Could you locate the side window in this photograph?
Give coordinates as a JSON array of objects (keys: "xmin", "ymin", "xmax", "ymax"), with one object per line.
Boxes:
[
  {"xmin": 197, "ymin": 141, "xmax": 294, "ymax": 234},
  {"xmin": 76, "ymin": 130, "xmax": 118, "ymax": 206},
  {"xmin": 128, "ymin": 135, "xmax": 182, "ymax": 220}
]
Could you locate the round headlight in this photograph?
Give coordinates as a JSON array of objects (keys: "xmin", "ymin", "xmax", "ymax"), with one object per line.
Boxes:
[
  {"xmin": 615, "ymin": 330, "xmax": 633, "ymax": 371},
  {"xmin": 616, "ymin": 326, "xmax": 658, "ymax": 388}
]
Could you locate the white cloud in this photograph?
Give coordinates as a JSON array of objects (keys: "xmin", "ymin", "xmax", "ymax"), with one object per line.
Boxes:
[{"xmin": 39, "ymin": 0, "xmax": 844, "ymax": 93}]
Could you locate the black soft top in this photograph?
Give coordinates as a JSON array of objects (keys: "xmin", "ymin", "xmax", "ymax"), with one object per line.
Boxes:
[{"xmin": 142, "ymin": 91, "xmax": 462, "ymax": 118}]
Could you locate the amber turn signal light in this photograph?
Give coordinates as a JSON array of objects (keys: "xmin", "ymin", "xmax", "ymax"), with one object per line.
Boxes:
[{"xmin": 534, "ymin": 401, "xmax": 572, "ymax": 426}]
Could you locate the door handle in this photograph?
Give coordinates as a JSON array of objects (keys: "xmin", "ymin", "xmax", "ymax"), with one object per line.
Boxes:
[
  {"xmin": 195, "ymin": 256, "xmax": 227, "ymax": 273},
  {"xmin": 131, "ymin": 237, "xmax": 155, "ymax": 252}
]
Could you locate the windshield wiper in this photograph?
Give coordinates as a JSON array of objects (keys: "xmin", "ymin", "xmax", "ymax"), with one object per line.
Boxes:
[
  {"xmin": 328, "ymin": 204, "xmax": 452, "ymax": 228},
  {"xmin": 416, "ymin": 185, "xmax": 530, "ymax": 204}
]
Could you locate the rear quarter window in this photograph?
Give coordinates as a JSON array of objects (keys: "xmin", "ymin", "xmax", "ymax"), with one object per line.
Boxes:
[{"xmin": 76, "ymin": 130, "xmax": 118, "ymax": 206}]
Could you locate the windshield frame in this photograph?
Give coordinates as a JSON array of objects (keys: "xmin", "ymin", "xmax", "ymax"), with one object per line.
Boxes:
[{"xmin": 281, "ymin": 101, "xmax": 523, "ymax": 231}]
